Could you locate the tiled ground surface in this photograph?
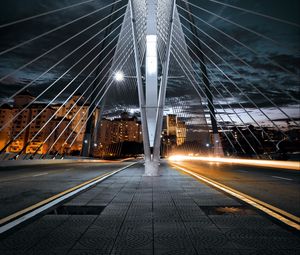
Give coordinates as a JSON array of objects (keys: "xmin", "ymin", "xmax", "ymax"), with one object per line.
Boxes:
[{"xmin": 0, "ymin": 162, "xmax": 299, "ymax": 255}]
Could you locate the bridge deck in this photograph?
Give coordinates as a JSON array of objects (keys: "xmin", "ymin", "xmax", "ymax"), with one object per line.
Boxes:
[{"xmin": 0, "ymin": 162, "xmax": 299, "ymax": 255}]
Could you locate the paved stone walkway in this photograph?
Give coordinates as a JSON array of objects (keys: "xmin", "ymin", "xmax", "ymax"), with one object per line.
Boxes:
[{"xmin": 0, "ymin": 162, "xmax": 299, "ymax": 254}]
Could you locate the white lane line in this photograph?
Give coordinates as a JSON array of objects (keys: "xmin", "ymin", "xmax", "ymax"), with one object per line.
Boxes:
[
  {"xmin": 272, "ymin": 176, "xmax": 293, "ymax": 181},
  {"xmin": 32, "ymin": 172, "xmax": 49, "ymax": 177},
  {"xmin": 0, "ymin": 162, "xmax": 137, "ymax": 234},
  {"xmin": 0, "ymin": 176, "xmax": 28, "ymax": 182},
  {"xmin": 2, "ymin": 168, "xmax": 66, "ymax": 181}
]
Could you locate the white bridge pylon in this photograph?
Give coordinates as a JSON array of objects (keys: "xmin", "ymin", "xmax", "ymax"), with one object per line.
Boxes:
[{"xmin": 111, "ymin": 0, "xmax": 212, "ymax": 175}]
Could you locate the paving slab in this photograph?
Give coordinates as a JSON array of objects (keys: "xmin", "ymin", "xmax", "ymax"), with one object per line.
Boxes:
[{"xmin": 0, "ymin": 162, "xmax": 299, "ymax": 255}]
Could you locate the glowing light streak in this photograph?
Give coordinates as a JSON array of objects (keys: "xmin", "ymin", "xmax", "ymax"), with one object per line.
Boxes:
[{"xmin": 168, "ymin": 155, "xmax": 300, "ymax": 170}]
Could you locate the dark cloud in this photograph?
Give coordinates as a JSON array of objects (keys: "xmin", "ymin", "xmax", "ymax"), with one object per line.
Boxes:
[
  {"xmin": 0, "ymin": 0, "xmax": 126, "ymax": 91},
  {"xmin": 0, "ymin": 0, "xmax": 299, "ymax": 126}
]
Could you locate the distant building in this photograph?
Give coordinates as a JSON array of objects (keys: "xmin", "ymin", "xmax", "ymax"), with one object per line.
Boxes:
[
  {"xmin": 52, "ymin": 93, "xmax": 93, "ymax": 153},
  {"xmin": 48, "ymin": 117, "xmax": 77, "ymax": 154},
  {"xmin": 94, "ymin": 112, "xmax": 142, "ymax": 157},
  {"xmin": 0, "ymin": 91, "xmax": 59, "ymax": 154},
  {"xmin": 176, "ymin": 120, "xmax": 186, "ymax": 146},
  {"xmin": 0, "ymin": 91, "xmax": 95, "ymax": 155},
  {"xmin": 161, "ymin": 114, "xmax": 187, "ymax": 156},
  {"xmin": 166, "ymin": 114, "xmax": 177, "ymax": 136},
  {"xmin": 10, "ymin": 104, "xmax": 57, "ymax": 154},
  {"xmin": 0, "ymin": 104, "xmax": 14, "ymax": 150}
]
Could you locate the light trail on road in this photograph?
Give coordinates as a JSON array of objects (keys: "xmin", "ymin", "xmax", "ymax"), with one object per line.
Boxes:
[{"xmin": 169, "ymin": 155, "xmax": 300, "ymax": 170}]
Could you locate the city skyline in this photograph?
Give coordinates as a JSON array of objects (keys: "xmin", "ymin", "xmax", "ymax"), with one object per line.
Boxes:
[
  {"xmin": 0, "ymin": 0, "xmax": 299, "ymax": 128},
  {"xmin": 0, "ymin": 91, "xmax": 190, "ymax": 157}
]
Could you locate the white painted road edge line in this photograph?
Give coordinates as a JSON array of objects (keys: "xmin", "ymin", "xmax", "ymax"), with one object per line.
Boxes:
[
  {"xmin": 32, "ymin": 173, "xmax": 48, "ymax": 177},
  {"xmin": 0, "ymin": 162, "xmax": 137, "ymax": 234},
  {"xmin": 272, "ymin": 176, "xmax": 293, "ymax": 181},
  {"xmin": 173, "ymin": 164, "xmax": 300, "ymax": 231}
]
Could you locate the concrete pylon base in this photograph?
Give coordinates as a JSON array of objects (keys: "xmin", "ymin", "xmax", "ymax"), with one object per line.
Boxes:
[
  {"xmin": 213, "ymin": 133, "xmax": 224, "ymax": 157},
  {"xmin": 144, "ymin": 160, "xmax": 160, "ymax": 176}
]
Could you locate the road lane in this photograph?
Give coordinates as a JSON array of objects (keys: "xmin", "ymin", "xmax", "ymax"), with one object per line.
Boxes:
[
  {"xmin": 0, "ymin": 161, "xmax": 136, "ymax": 219},
  {"xmin": 171, "ymin": 160, "xmax": 300, "ymax": 217}
]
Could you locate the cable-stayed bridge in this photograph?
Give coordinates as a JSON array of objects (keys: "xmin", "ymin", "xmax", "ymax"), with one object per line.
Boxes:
[
  {"xmin": 0, "ymin": 0, "xmax": 299, "ymax": 252},
  {"xmin": 0, "ymin": 0, "xmax": 299, "ymax": 166}
]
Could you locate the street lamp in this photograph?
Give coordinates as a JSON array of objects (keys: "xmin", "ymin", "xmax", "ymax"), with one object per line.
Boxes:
[{"xmin": 114, "ymin": 71, "xmax": 124, "ymax": 82}]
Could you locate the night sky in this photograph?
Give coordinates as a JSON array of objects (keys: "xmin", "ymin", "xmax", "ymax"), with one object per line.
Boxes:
[{"xmin": 0, "ymin": 0, "xmax": 299, "ymax": 128}]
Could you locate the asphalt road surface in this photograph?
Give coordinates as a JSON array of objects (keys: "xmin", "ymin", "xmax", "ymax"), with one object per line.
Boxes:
[
  {"xmin": 0, "ymin": 160, "xmax": 135, "ymax": 219},
  {"xmin": 1, "ymin": 159, "xmax": 299, "ymax": 223},
  {"xmin": 171, "ymin": 160, "xmax": 300, "ymax": 217}
]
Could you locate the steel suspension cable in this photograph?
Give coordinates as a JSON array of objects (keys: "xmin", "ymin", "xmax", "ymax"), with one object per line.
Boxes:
[
  {"xmin": 172, "ymin": 54, "xmax": 244, "ymax": 155},
  {"xmin": 170, "ymin": 31, "xmax": 263, "ymax": 155},
  {"xmin": 169, "ymin": 14, "xmax": 290, "ymax": 141},
  {"xmin": 35, "ymin": 30, "xmax": 136, "ymax": 158},
  {"xmin": 161, "ymin": 19, "xmax": 261, "ymax": 156},
  {"xmin": 177, "ymin": 13, "xmax": 299, "ymax": 103},
  {"xmin": 0, "ymin": 0, "xmax": 101, "ymax": 29},
  {"xmin": 159, "ymin": 18, "xmax": 262, "ymax": 154},
  {"xmin": 170, "ymin": 46, "xmax": 258, "ymax": 156},
  {"xmin": 180, "ymin": 1, "xmax": 294, "ymax": 50},
  {"xmin": 197, "ymin": 0, "xmax": 300, "ymax": 28},
  {"xmin": 62, "ymin": 48, "xmax": 137, "ymax": 156},
  {"xmin": 170, "ymin": 23, "xmax": 276, "ymax": 150},
  {"xmin": 157, "ymin": 23, "xmax": 206, "ymax": 155},
  {"xmin": 37, "ymin": 34, "xmax": 134, "ymax": 157},
  {"xmin": 24, "ymin": 39, "xmax": 119, "ymax": 158},
  {"xmin": 0, "ymin": 0, "xmax": 124, "ymax": 57},
  {"xmin": 48, "ymin": 23, "xmax": 145, "ymax": 158},
  {"xmin": 0, "ymin": 22, "xmax": 127, "ymax": 155},
  {"xmin": 94, "ymin": 16, "xmax": 146, "ymax": 117},
  {"xmin": 35, "ymin": 18, "xmax": 146, "ymax": 158},
  {"xmin": 177, "ymin": 4, "xmax": 299, "ymax": 78},
  {"xmin": 178, "ymin": 26, "xmax": 291, "ymax": 142},
  {"xmin": 158, "ymin": 23, "xmax": 245, "ymax": 155},
  {"xmin": 0, "ymin": 4, "xmax": 127, "ymax": 90},
  {"xmin": 166, "ymin": 29, "xmax": 254, "ymax": 155},
  {"xmin": 77, "ymin": 32, "xmax": 143, "ymax": 159},
  {"xmin": 97, "ymin": 20, "xmax": 146, "ymax": 158},
  {"xmin": 157, "ymin": 28, "xmax": 220, "ymax": 154},
  {"xmin": 178, "ymin": 19, "xmax": 299, "ymax": 127},
  {"xmin": 0, "ymin": 20, "xmax": 125, "ymax": 134}
]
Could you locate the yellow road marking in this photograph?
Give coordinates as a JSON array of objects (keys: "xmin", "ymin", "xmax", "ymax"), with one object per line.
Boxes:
[
  {"xmin": 0, "ymin": 171, "xmax": 109, "ymax": 225},
  {"xmin": 172, "ymin": 163, "xmax": 300, "ymax": 231},
  {"xmin": 0, "ymin": 164, "xmax": 128, "ymax": 227}
]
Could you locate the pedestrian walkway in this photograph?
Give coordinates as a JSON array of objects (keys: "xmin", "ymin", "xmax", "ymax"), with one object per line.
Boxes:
[{"xmin": 0, "ymin": 162, "xmax": 299, "ymax": 255}]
